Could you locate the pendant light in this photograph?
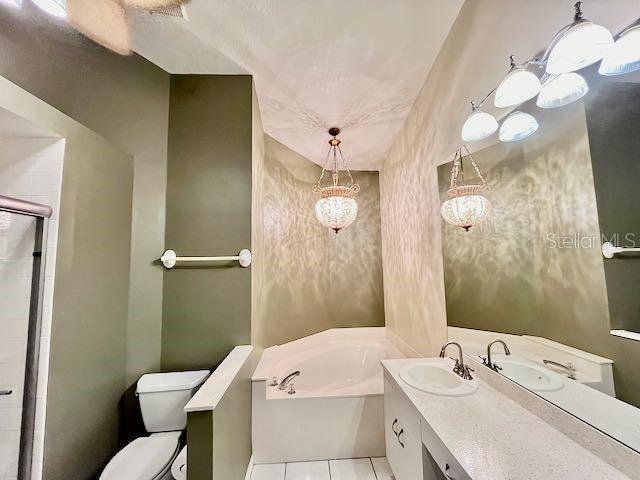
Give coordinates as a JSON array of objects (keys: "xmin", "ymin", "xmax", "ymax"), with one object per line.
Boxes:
[
  {"xmin": 499, "ymin": 111, "xmax": 538, "ymax": 142},
  {"xmin": 441, "ymin": 147, "xmax": 490, "ymax": 231},
  {"xmin": 494, "ymin": 56, "xmax": 542, "ymax": 109},
  {"xmin": 536, "ymin": 72, "xmax": 588, "ymax": 108},
  {"xmin": 313, "ymin": 128, "xmax": 360, "ymax": 234},
  {"xmin": 599, "ymin": 22, "xmax": 640, "ymax": 76},
  {"xmin": 461, "ymin": 102, "xmax": 499, "ymax": 143},
  {"xmin": 32, "ymin": 0, "xmax": 67, "ymax": 18},
  {"xmin": 545, "ymin": 1, "xmax": 613, "ymax": 75}
]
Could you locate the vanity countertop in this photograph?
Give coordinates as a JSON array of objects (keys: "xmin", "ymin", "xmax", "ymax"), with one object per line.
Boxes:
[{"xmin": 382, "ymin": 358, "xmax": 632, "ymax": 480}]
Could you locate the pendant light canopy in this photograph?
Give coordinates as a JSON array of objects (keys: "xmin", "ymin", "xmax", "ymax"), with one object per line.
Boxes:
[
  {"xmin": 599, "ymin": 23, "xmax": 640, "ymax": 76},
  {"xmin": 536, "ymin": 73, "xmax": 588, "ymax": 108},
  {"xmin": 441, "ymin": 147, "xmax": 490, "ymax": 231},
  {"xmin": 461, "ymin": 103, "xmax": 499, "ymax": 143},
  {"xmin": 499, "ymin": 111, "xmax": 538, "ymax": 143},
  {"xmin": 545, "ymin": 2, "xmax": 613, "ymax": 75},
  {"xmin": 32, "ymin": 0, "xmax": 67, "ymax": 18},
  {"xmin": 494, "ymin": 56, "xmax": 542, "ymax": 109},
  {"xmin": 313, "ymin": 128, "xmax": 360, "ymax": 233}
]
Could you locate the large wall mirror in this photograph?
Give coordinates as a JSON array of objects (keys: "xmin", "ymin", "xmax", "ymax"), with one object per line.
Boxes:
[{"xmin": 439, "ymin": 65, "xmax": 640, "ymax": 453}]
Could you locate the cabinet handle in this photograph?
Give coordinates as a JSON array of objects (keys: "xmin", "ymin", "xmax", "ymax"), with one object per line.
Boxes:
[
  {"xmin": 391, "ymin": 418, "xmax": 399, "ymax": 436},
  {"xmin": 0, "ymin": 390, "xmax": 12, "ymax": 396},
  {"xmin": 397, "ymin": 428, "xmax": 405, "ymax": 448},
  {"xmin": 445, "ymin": 464, "xmax": 456, "ymax": 479}
]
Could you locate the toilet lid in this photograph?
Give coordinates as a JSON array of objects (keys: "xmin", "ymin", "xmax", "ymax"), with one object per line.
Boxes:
[{"xmin": 100, "ymin": 431, "xmax": 181, "ymax": 480}]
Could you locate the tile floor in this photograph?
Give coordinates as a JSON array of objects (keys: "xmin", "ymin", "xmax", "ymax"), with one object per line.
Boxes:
[{"xmin": 250, "ymin": 457, "xmax": 394, "ymax": 480}]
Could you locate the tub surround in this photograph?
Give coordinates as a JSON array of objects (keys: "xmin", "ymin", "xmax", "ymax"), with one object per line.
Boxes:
[
  {"xmin": 251, "ymin": 328, "xmax": 403, "ymax": 464},
  {"xmin": 383, "ymin": 358, "xmax": 633, "ymax": 480}
]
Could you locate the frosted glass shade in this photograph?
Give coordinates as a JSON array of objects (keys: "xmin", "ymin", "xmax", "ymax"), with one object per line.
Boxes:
[
  {"xmin": 599, "ymin": 25, "xmax": 640, "ymax": 76},
  {"xmin": 536, "ymin": 73, "xmax": 588, "ymax": 108},
  {"xmin": 32, "ymin": 0, "xmax": 67, "ymax": 17},
  {"xmin": 441, "ymin": 185, "xmax": 490, "ymax": 231},
  {"xmin": 315, "ymin": 187, "xmax": 358, "ymax": 233},
  {"xmin": 499, "ymin": 111, "xmax": 538, "ymax": 142},
  {"xmin": 2, "ymin": 0, "xmax": 23, "ymax": 7},
  {"xmin": 546, "ymin": 21, "xmax": 613, "ymax": 74},
  {"xmin": 494, "ymin": 68, "xmax": 542, "ymax": 108},
  {"xmin": 461, "ymin": 110, "xmax": 499, "ymax": 142}
]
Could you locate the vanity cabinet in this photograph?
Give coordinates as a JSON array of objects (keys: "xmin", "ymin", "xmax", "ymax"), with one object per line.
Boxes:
[
  {"xmin": 384, "ymin": 373, "xmax": 423, "ymax": 480},
  {"xmin": 384, "ymin": 373, "xmax": 471, "ymax": 480}
]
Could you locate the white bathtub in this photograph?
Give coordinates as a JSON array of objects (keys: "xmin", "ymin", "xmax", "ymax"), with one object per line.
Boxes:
[{"xmin": 251, "ymin": 328, "xmax": 403, "ymax": 463}]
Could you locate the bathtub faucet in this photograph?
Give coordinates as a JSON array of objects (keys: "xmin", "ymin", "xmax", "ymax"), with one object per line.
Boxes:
[{"xmin": 278, "ymin": 370, "xmax": 300, "ymax": 390}]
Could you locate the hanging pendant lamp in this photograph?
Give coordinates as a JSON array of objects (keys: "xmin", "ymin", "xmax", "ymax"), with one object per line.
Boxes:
[
  {"xmin": 313, "ymin": 128, "xmax": 360, "ymax": 233},
  {"xmin": 441, "ymin": 146, "xmax": 490, "ymax": 231},
  {"xmin": 536, "ymin": 72, "xmax": 589, "ymax": 108}
]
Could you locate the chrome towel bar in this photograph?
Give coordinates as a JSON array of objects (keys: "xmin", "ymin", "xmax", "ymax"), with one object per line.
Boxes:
[
  {"xmin": 602, "ymin": 242, "xmax": 640, "ymax": 259},
  {"xmin": 160, "ymin": 249, "xmax": 252, "ymax": 269}
]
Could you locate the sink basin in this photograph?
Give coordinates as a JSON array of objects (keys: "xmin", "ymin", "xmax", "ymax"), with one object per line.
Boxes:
[
  {"xmin": 399, "ymin": 360, "xmax": 478, "ymax": 396},
  {"xmin": 493, "ymin": 358, "xmax": 564, "ymax": 392}
]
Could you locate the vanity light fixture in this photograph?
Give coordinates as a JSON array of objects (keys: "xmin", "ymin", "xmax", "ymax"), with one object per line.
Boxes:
[
  {"xmin": 499, "ymin": 111, "xmax": 539, "ymax": 142},
  {"xmin": 461, "ymin": 102, "xmax": 499, "ymax": 143},
  {"xmin": 313, "ymin": 128, "xmax": 360, "ymax": 233},
  {"xmin": 536, "ymin": 72, "xmax": 589, "ymax": 109},
  {"xmin": 32, "ymin": 0, "xmax": 67, "ymax": 18},
  {"xmin": 599, "ymin": 21, "xmax": 640, "ymax": 76},
  {"xmin": 440, "ymin": 146, "xmax": 490, "ymax": 231},
  {"xmin": 494, "ymin": 56, "xmax": 542, "ymax": 109},
  {"xmin": 545, "ymin": 1, "xmax": 613, "ymax": 75}
]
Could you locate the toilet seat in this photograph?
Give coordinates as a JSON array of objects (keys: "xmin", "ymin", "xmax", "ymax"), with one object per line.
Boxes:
[{"xmin": 99, "ymin": 431, "xmax": 181, "ymax": 480}]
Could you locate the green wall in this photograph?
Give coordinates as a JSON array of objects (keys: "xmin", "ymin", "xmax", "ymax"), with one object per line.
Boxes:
[{"xmin": 162, "ymin": 75, "xmax": 253, "ymax": 371}]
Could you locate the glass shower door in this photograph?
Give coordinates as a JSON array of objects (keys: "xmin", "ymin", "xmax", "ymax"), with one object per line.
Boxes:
[{"xmin": 0, "ymin": 207, "xmax": 45, "ymax": 480}]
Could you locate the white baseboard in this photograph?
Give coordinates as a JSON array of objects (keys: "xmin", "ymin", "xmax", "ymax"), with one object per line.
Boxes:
[{"xmin": 244, "ymin": 454, "xmax": 255, "ymax": 480}]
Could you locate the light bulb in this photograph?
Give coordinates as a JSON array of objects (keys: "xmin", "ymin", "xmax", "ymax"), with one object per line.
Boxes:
[
  {"xmin": 32, "ymin": 0, "xmax": 67, "ymax": 18},
  {"xmin": 494, "ymin": 67, "xmax": 542, "ymax": 108},
  {"xmin": 499, "ymin": 111, "xmax": 538, "ymax": 142},
  {"xmin": 546, "ymin": 20, "xmax": 613, "ymax": 74},
  {"xmin": 536, "ymin": 73, "xmax": 588, "ymax": 109},
  {"xmin": 599, "ymin": 24, "xmax": 640, "ymax": 76},
  {"xmin": 461, "ymin": 109, "xmax": 498, "ymax": 142}
]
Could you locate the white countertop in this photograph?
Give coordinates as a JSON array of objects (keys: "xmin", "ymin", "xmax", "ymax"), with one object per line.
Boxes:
[{"xmin": 382, "ymin": 359, "xmax": 631, "ymax": 480}]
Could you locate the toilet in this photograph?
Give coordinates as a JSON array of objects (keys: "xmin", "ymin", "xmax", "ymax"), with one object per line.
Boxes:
[
  {"xmin": 100, "ymin": 370, "xmax": 209, "ymax": 480},
  {"xmin": 171, "ymin": 446, "xmax": 187, "ymax": 480}
]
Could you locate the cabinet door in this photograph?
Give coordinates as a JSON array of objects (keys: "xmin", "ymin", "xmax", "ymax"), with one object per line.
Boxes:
[
  {"xmin": 421, "ymin": 418, "xmax": 472, "ymax": 480},
  {"xmin": 384, "ymin": 374, "xmax": 423, "ymax": 480}
]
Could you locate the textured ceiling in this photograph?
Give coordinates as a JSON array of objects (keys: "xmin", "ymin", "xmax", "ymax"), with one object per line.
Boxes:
[{"xmin": 131, "ymin": 0, "xmax": 464, "ymax": 169}]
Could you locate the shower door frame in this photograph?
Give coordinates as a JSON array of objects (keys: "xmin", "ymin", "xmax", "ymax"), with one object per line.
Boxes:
[{"xmin": 0, "ymin": 195, "xmax": 51, "ymax": 480}]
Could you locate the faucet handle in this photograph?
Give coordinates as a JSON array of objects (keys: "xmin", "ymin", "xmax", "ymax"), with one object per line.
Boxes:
[
  {"xmin": 269, "ymin": 376, "xmax": 278, "ymax": 387},
  {"xmin": 461, "ymin": 365, "xmax": 474, "ymax": 380},
  {"xmin": 287, "ymin": 383, "xmax": 296, "ymax": 395}
]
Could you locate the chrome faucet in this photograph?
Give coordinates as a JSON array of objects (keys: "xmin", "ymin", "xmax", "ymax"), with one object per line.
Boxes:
[
  {"xmin": 278, "ymin": 370, "xmax": 300, "ymax": 390},
  {"xmin": 483, "ymin": 340, "xmax": 511, "ymax": 372},
  {"xmin": 439, "ymin": 342, "xmax": 474, "ymax": 380},
  {"xmin": 543, "ymin": 359, "xmax": 577, "ymax": 380}
]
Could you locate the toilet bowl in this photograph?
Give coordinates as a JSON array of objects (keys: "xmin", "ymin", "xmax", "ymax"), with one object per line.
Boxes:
[
  {"xmin": 99, "ymin": 370, "xmax": 209, "ymax": 480},
  {"xmin": 171, "ymin": 446, "xmax": 187, "ymax": 480}
]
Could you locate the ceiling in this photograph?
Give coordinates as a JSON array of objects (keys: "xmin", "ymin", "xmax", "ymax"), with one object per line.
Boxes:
[{"xmin": 130, "ymin": 0, "xmax": 464, "ymax": 170}]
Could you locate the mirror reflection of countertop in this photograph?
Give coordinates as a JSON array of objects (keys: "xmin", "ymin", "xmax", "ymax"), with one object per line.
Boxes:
[{"xmin": 382, "ymin": 358, "xmax": 632, "ymax": 480}]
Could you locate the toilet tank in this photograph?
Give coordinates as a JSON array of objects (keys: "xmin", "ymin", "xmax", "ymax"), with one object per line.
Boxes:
[{"xmin": 136, "ymin": 370, "xmax": 210, "ymax": 432}]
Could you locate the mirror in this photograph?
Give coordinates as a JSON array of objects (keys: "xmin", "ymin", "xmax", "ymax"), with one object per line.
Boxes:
[{"xmin": 439, "ymin": 65, "xmax": 640, "ymax": 453}]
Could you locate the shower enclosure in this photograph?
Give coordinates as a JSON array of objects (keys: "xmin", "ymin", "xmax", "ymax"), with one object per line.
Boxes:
[{"xmin": 0, "ymin": 195, "xmax": 51, "ymax": 480}]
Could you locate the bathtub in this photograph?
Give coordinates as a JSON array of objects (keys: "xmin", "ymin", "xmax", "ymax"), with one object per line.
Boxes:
[{"xmin": 251, "ymin": 327, "xmax": 404, "ymax": 464}]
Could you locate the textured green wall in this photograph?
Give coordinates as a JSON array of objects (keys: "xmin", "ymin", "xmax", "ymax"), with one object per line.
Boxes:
[
  {"xmin": 162, "ymin": 75, "xmax": 253, "ymax": 371},
  {"xmin": 252, "ymin": 136, "xmax": 385, "ymax": 347}
]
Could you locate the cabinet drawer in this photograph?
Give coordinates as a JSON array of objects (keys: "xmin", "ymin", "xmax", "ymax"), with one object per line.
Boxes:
[
  {"xmin": 384, "ymin": 373, "xmax": 422, "ymax": 480},
  {"xmin": 421, "ymin": 418, "xmax": 471, "ymax": 480}
]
